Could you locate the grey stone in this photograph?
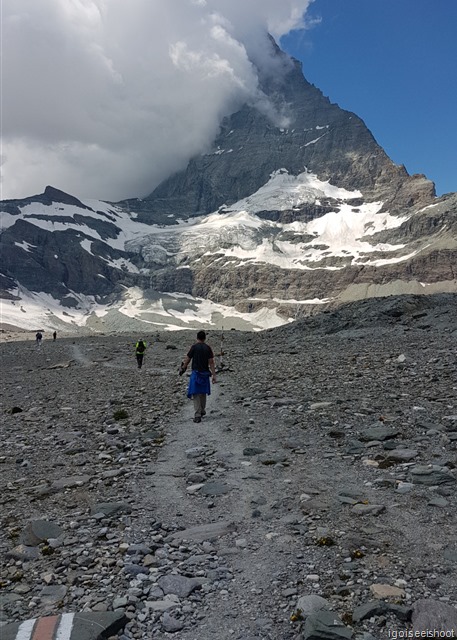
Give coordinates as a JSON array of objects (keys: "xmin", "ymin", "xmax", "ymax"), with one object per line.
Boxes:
[
  {"xmin": 243, "ymin": 447, "xmax": 265, "ymax": 456},
  {"xmin": 296, "ymin": 594, "xmax": 330, "ymax": 617},
  {"xmin": 113, "ymin": 597, "xmax": 128, "ymax": 609},
  {"xmin": 345, "ymin": 439, "xmax": 364, "ymax": 454},
  {"xmin": 338, "ymin": 488, "xmax": 365, "ymax": 501},
  {"xmin": 7, "ymin": 544, "xmax": 39, "ymax": 560},
  {"xmin": 396, "ymin": 482, "xmax": 414, "ymax": 494},
  {"xmin": 309, "ymin": 402, "xmax": 333, "ymax": 410},
  {"xmin": 258, "ymin": 451, "xmax": 288, "ymax": 465},
  {"xmin": 359, "ymin": 426, "xmax": 399, "ymax": 442},
  {"xmin": 427, "ymin": 496, "xmax": 449, "ymax": 507},
  {"xmin": 385, "ymin": 603, "xmax": 412, "ymax": 622},
  {"xmin": 158, "ymin": 574, "xmax": 201, "ymax": 598},
  {"xmin": 123, "ymin": 564, "xmax": 147, "ymax": 577},
  {"xmin": 383, "ymin": 440, "xmax": 399, "ymax": 450},
  {"xmin": 187, "ymin": 472, "xmax": 207, "ymax": 483},
  {"xmin": 444, "ymin": 548, "xmax": 457, "ymax": 563},
  {"xmin": 353, "ymin": 601, "xmax": 411, "ymax": 623},
  {"xmin": 90, "ymin": 502, "xmax": 132, "ymax": 517},
  {"xmin": 352, "ymin": 601, "xmax": 387, "ymax": 622},
  {"xmin": 125, "ymin": 544, "xmax": 151, "ymax": 555},
  {"xmin": 303, "ymin": 609, "xmax": 353, "ymax": 639},
  {"xmin": 145, "ymin": 595, "xmax": 180, "ymax": 612},
  {"xmin": 161, "ymin": 612, "xmax": 185, "ymax": 633},
  {"xmin": 169, "ymin": 521, "xmax": 236, "ymax": 543},
  {"xmin": 443, "ymin": 415, "xmax": 457, "ymax": 431},
  {"xmin": 272, "ymin": 398, "xmax": 299, "ymax": 407},
  {"xmin": 185, "ymin": 447, "xmax": 205, "ymax": 458},
  {"xmin": 412, "ymin": 599, "xmax": 457, "ymax": 633},
  {"xmin": 200, "ymin": 482, "xmax": 230, "ymax": 496},
  {"xmin": 51, "ymin": 475, "xmax": 91, "ymax": 490},
  {"xmin": 39, "ymin": 585, "xmax": 68, "ymax": 605},
  {"xmin": 409, "ymin": 466, "xmax": 456, "ymax": 486},
  {"xmin": 352, "ymin": 504, "xmax": 385, "ymax": 516},
  {"xmin": 148, "ymin": 586, "xmax": 165, "ymax": 599},
  {"xmin": 20, "ymin": 519, "xmax": 63, "ymax": 546},
  {"xmin": 385, "ymin": 449, "xmax": 418, "ymax": 462},
  {"xmin": 0, "ymin": 594, "xmax": 23, "ymax": 607}
]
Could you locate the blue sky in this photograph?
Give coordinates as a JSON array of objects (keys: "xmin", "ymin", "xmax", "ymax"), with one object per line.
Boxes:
[{"xmin": 281, "ymin": 0, "xmax": 457, "ymax": 196}]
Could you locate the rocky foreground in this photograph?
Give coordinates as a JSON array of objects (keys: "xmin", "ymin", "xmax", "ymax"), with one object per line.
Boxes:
[{"xmin": 1, "ymin": 294, "xmax": 456, "ymax": 640}]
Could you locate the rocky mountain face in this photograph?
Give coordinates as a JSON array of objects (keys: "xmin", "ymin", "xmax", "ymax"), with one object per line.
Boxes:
[
  {"xmin": 0, "ymin": 39, "xmax": 455, "ymax": 332},
  {"xmin": 135, "ymin": 42, "xmax": 435, "ymax": 221}
]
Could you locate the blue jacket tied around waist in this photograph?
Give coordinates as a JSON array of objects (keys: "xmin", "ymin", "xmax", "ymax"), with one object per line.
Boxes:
[{"xmin": 187, "ymin": 371, "xmax": 211, "ymax": 398}]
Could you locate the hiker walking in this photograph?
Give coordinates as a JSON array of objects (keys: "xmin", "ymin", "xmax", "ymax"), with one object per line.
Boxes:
[
  {"xmin": 135, "ymin": 339, "xmax": 147, "ymax": 369},
  {"xmin": 179, "ymin": 330, "xmax": 217, "ymax": 423},
  {"xmin": 53, "ymin": 331, "xmax": 57, "ymax": 341},
  {"xmin": 35, "ymin": 331, "xmax": 43, "ymax": 347}
]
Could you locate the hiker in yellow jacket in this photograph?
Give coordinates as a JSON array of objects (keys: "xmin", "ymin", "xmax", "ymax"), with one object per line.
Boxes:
[{"xmin": 135, "ymin": 339, "xmax": 147, "ymax": 369}]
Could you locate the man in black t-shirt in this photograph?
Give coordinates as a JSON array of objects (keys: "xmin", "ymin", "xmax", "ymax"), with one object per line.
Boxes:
[{"xmin": 180, "ymin": 330, "xmax": 217, "ymax": 423}]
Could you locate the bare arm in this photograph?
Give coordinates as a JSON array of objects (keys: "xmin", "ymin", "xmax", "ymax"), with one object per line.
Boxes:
[
  {"xmin": 209, "ymin": 357, "xmax": 217, "ymax": 383},
  {"xmin": 179, "ymin": 355, "xmax": 191, "ymax": 375}
]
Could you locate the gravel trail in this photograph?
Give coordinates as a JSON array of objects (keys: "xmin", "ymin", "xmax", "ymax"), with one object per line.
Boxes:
[{"xmin": 1, "ymin": 301, "xmax": 456, "ymax": 639}]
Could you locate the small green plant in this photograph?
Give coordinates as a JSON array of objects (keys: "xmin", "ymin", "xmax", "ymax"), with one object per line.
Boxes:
[
  {"xmin": 341, "ymin": 612, "xmax": 353, "ymax": 625},
  {"xmin": 11, "ymin": 571, "xmax": 24, "ymax": 583},
  {"xmin": 41, "ymin": 545, "xmax": 54, "ymax": 556},
  {"xmin": 316, "ymin": 536, "xmax": 335, "ymax": 547},
  {"xmin": 290, "ymin": 609, "xmax": 303, "ymax": 622},
  {"xmin": 113, "ymin": 409, "xmax": 129, "ymax": 421},
  {"xmin": 7, "ymin": 527, "xmax": 20, "ymax": 540}
]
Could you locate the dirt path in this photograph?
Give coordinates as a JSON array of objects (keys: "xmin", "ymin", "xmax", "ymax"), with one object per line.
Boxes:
[{"xmin": 131, "ymin": 376, "xmax": 307, "ymax": 639}]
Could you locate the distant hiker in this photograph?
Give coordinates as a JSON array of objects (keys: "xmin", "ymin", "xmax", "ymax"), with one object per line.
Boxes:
[
  {"xmin": 35, "ymin": 331, "xmax": 43, "ymax": 347},
  {"xmin": 135, "ymin": 339, "xmax": 147, "ymax": 369},
  {"xmin": 179, "ymin": 330, "xmax": 217, "ymax": 423},
  {"xmin": 53, "ymin": 331, "xmax": 57, "ymax": 341}
]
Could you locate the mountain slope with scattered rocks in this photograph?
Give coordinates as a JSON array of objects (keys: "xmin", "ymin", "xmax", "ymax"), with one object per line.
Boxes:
[{"xmin": 1, "ymin": 294, "xmax": 456, "ymax": 639}]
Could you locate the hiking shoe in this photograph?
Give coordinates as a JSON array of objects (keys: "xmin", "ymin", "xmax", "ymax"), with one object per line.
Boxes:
[
  {"xmin": 201, "ymin": 411, "xmax": 206, "ymax": 417},
  {"xmin": 193, "ymin": 417, "xmax": 202, "ymax": 423}
]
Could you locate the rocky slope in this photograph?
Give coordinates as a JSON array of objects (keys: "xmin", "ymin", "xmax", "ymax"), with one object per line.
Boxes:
[{"xmin": 1, "ymin": 294, "xmax": 456, "ymax": 639}]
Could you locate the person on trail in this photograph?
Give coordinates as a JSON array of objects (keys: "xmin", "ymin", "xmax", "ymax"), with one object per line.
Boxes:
[
  {"xmin": 53, "ymin": 331, "xmax": 57, "ymax": 341},
  {"xmin": 135, "ymin": 339, "xmax": 147, "ymax": 369},
  {"xmin": 179, "ymin": 330, "xmax": 217, "ymax": 423},
  {"xmin": 35, "ymin": 331, "xmax": 43, "ymax": 347}
]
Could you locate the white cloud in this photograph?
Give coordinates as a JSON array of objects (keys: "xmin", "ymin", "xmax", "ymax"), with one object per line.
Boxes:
[{"xmin": 1, "ymin": 0, "xmax": 313, "ymax": 201}]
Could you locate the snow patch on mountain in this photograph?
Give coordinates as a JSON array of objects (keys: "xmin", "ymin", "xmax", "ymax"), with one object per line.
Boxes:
[
  {"xmin": 224, "ymin": 168, "xmax": 362, "ymax": 213},
  {"xmin": 131, "ymin": 170, "xmax": 411, "ymax": 270},
  {"xmin": 0, "ymin": 287, "xmax": 103, "ymax": 331},
  {"xmin": 14, "ymin": 241, "xmax": 36, "ymax": 253},
  {"xmin": 1, "ymin": 286, "xmax": 291, "ymax": 333},
  {"xmin": 2, "ymin": 199, "xmax": 164, "ymax": 252}
]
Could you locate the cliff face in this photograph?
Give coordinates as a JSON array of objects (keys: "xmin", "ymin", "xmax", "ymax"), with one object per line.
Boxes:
[
  {"xmin": 138, "ymin": 47, "xmax": 435, "ymax": 222},
  {"xmin": 0, "ymin": 42, "xmax": 454, "ymax": 332}
]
